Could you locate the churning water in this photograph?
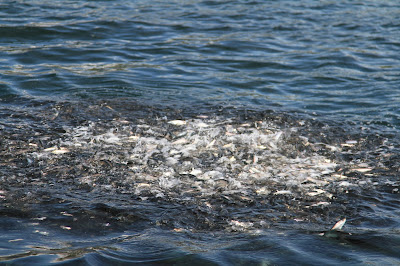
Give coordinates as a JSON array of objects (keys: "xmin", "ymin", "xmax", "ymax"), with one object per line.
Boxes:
[{"xmin": 1, "ymin": 1, "xmax": 400, "ymax": 265}]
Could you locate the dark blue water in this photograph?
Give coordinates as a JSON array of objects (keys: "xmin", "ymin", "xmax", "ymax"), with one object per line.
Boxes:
[{"xmin": 1, "ymin": 0, "xmax": 400, "ymax": 265}]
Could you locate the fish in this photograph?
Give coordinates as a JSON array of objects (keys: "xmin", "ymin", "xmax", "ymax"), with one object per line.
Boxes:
[
  {"xmin": 331, "ymin": 218, "xmax": 346, "ymax": 231},
  {"xmin": 321, "ymin": 218, "xmax": 350, "ymax": 238}
]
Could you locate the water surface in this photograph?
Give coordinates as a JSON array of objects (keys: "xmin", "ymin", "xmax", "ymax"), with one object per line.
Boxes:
[{"xmin": 1, "ymin": 0, "xmax": 400, "ymax": 265}]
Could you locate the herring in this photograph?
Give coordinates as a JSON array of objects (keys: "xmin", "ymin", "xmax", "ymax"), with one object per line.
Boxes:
[{"xmin": 321, "ymin": 218, "xmax": 350, "ymax": 238}]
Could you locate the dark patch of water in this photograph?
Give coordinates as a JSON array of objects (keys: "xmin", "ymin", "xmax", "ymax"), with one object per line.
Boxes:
[{"xmin": 1, "ymin": 99, "xmax": 399, "ymax": 264}]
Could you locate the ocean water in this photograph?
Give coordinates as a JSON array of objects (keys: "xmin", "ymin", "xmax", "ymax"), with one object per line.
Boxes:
[{"xmin": 1, "ymin": 0, "xmax": 400, "ymax": 265}]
